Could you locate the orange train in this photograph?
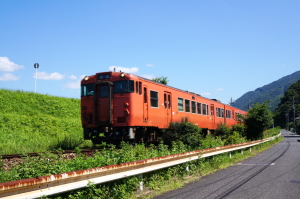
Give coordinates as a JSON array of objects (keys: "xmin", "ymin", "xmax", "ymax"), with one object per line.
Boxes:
[{"xmin": 81, "ymin": 71, "xmax": 247, "ymax": 144}]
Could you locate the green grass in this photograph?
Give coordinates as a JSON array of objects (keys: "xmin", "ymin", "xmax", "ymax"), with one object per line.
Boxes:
[{"xmin": 0, "ymin": 89, "xmax": 92, "ymax": 155}]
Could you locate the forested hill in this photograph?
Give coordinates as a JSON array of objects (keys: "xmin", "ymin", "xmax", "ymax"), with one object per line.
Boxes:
[
  {"xmin": 233, "ymin": 71, "xmax": 300, "ymax": 111},
  {"xmin": 273, "ymin": 78, "xmax": 300, "ymax": 128}
]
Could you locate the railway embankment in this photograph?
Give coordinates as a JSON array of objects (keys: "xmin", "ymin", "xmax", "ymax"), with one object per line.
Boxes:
[{"xmin": 0, "ymin": 89, "xmax": 92, "ymax": 155}]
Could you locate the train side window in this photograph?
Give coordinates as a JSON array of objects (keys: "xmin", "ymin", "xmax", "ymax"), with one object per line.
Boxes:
[
  {"xmin": 139, "ymin": 82, "xmax": 142, "ymax": 95},
  {"xmin": 144, "ymin": 87, "xmax": 147, "ymax": 103},
  {"xmin": 202, "ymin": 104, "xmax": 207, "ymax": 115},
  {"xmin": 178, "ymin": 97, "xmax": 184, "ymax": 112},
  {"xmin": 136, "ymin": 81, "xmax": 138, "ymax": 93},
  {"xmin": 191, "ymin": 101, "xmax": 196, "ymax": 113},
  {"xmin": 150, "ymin": 90, "xmax": 159, "ymax": 108},
  {"xmin": 197, "ymin": 102, "xmax": 201, "ymax": 114},
  {"xmin": 164, "ymin": 94, "xmax": 171, "ymax": 108},
  {"xmin": 185, "ymin": 99, "xmax": 190, "ymax": 113},
  {"xmin": 226, "ymin": 110, "xmax": 231, "ymax": 118},
  {"xmin": 207, "ymin": 105, "xmax": 210, "ymax": 115},
  {"xmin": 221, "ymin": 109, "xmax": 224, "ymax": 118}
]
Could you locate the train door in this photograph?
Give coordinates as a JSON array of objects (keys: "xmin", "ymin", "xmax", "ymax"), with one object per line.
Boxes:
[
  {"xmin": 210, "ymin": 104, "xmax": 215, "ymax": 129},
  {"xmin": 95, "ymin": 82, "xmax": 112, "ymax": 125},
  {"xmin": 164, "ymin": 91, "xmax": 172, "ymax": 127},
  {"xmin": 143, "ymin": 86, "xmax": 148, "ymax": 121}
]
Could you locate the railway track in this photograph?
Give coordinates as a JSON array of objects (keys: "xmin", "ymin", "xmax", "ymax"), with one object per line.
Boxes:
[{"xmin": 0, "ymin": 148, "xmax": 98, "ymax": 159}]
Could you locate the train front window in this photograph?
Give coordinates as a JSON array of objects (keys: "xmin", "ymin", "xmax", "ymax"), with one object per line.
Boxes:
[
  {"xmin": 98, "ymin": 74, "xmax": 110, "ymax": 80},
  {"xmin": 81, "ymin": 84, "xmax": 94, "ymax": 96},
  {"xmin": 113, "ymin": 80, "xmax": 134, "ymax": 94}
]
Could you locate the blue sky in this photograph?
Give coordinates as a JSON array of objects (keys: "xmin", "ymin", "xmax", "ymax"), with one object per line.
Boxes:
[{"xmin": 1, "ymin": 0, "xmax": 299, "ymax": 104}]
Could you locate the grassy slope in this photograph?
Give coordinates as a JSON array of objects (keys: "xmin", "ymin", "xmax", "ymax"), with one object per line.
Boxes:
[{"xmin": 0, "ymin": 89, "xmax": 92, "ymax": 155}]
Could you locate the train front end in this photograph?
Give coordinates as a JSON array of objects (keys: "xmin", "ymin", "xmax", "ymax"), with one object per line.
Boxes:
[{"xmin": 81, "ymin": 71, "xmax": 136, "ymax": 145}]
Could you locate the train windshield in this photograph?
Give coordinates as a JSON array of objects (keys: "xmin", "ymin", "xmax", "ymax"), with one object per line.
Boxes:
[
  {"xmin": 113, "ymin": 80, "xmax": 134, "ymax": 94},
  {"xmin": 81, "ymin": 84, "xmax": 94, "ymax": 96}
]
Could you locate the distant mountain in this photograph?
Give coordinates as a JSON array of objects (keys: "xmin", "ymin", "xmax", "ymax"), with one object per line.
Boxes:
[{"xmin": 233, "ymin": 71, "xmax": 300, "ymax": 111}]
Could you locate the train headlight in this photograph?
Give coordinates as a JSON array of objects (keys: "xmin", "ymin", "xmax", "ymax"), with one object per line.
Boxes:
[
  {"xmin": 84, "ymin": 76, "xmax": 89, "ymax": 81},
  {"xmin": 120, "ymin": 73, "xmax": 125, "ymax": 78}
]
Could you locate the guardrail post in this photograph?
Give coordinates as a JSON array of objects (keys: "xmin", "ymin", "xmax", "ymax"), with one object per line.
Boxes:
[
  {"xmin": 241, "ymin": 149, "xmax": 243, "ymax": 155},
  {"xmin": 229, "ymin": 152, "xmax": 232, "ymax": 159},
  {"xmin": 186, "ymin": 164, "xmax": 189, "ymax": 171},
  {"xmin": 250, "ymin": 147, "xmax": 252, "ymax": 152},
  {"xmin": 139, "ymin": 174, "xmax": 143, "ymax": 191}
]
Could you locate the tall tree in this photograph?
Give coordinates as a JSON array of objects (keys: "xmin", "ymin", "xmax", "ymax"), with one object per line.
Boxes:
[{"xmin": 273, "ymin": 79, "xmax": 300, "ymax": 129}]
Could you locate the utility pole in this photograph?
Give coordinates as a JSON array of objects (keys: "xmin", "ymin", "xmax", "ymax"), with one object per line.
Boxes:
[
  {"xmin": 293, "ymin": 96, "xmax": 296, "ymax": 132},
  {"xmin": 34, "ymin": 63, "xmax": 39, "ymax": 93},
  {"xmin": 248, "ymin": 100, "xmax": 251, "ymax": 110},
  {"xmin": 286, "ymin": 109, "xmax": 289, "ymax": 130},
  {"xmin": 229, "ymin": 98, "xmax": 234, "ymax": 106}
]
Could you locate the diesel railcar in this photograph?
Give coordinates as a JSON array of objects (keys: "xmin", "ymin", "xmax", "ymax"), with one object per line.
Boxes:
[{"xmin": 81, "ymin": 71, "xmax": 247, "ymax": 144}]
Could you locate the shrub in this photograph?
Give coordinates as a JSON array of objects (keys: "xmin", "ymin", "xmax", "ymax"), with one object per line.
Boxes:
[
  {"xmin": 164, "ymin": 120, "xmax": 202, "ymax": 149},
  {"xmin": 231, "ymin": 124, "xmax": 246, "ymax": 137},
  {"xmin": 215, "ymin": 123, "xmax": 231, "ymax": 138},
  {"xmin": 224, "ymin": 131, "xmax": 247, "ymax": 145},
  {"xmin": 201, "ymin": 135, "xmax": 224, "ymax": 149}
]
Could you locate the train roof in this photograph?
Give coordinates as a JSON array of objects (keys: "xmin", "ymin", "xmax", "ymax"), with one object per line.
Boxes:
[{"xmin": 133, "ymin": 74, "xmax": 241, "ymax": 110}]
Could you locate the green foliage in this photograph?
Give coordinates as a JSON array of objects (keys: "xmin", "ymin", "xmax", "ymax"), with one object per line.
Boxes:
[
  {"xmin": 263, "ymin": 127, "xmax": 281, "ymax": 138},
  {"xmin": 224, "ymin": 131, "xmax": 247, "ymax": 145},
  {"xmin": 215, "ymin": 123, "xmax": 232, "ymax": 138},
  {"xmin": 273, "ymin": 79, "xmax": 300, "ymax": 129},
  {"xmin": 164, "ymin": 120, "xmax": 202, "ymax": 149},
  {"xmin": 234, "ymin": 70, "xmax": 300, "ymax": 111},
  {"xmin": 231, "ymin": 124, "xmax": 246, "ymax": 137},
  {"xmin": 0, "ymin": 89, "xmax": 92, "ymax": 155},
  {"xmin": 214, "ymin": 123, "xmax": 247, "ymax": 145},
  {"xmin": 152, "ymin": 76, "xmax": 169, "ymax": 85},
  {"xmin": 201, "ymin": 135, "xmax": 224, "ymax": 149},
  {"xmin": 244, "ymin": 102, "xmax": 273, "ymax": 140}
]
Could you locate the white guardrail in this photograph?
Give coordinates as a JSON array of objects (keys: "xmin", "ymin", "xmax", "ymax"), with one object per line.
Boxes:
[{"xmin": 0, "ymin": 133, "xmax": 281, "ymax": 199}]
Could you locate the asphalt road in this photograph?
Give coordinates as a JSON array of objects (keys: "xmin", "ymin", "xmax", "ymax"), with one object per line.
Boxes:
[{"xmin": 154, "ymin": 130, "xmax": 300, "ymax": 199}]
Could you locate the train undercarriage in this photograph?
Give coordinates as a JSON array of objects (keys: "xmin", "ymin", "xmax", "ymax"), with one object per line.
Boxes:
[
  {"xmin": 84, "ymin": 126, "xmax": 163, "ymax": 146},
  {"xmin": 84, "ymin": 125, "xmax": 213, "ymax": 146}
]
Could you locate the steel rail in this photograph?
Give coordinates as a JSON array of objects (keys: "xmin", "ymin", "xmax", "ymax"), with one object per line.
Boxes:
[
  {"xmin": 1, "ymin": 149, "xmax": 97, "ymax": 159},
  {"xmin": 0, "ymin": 134, "xmax": 281, "ymax": 199}
]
